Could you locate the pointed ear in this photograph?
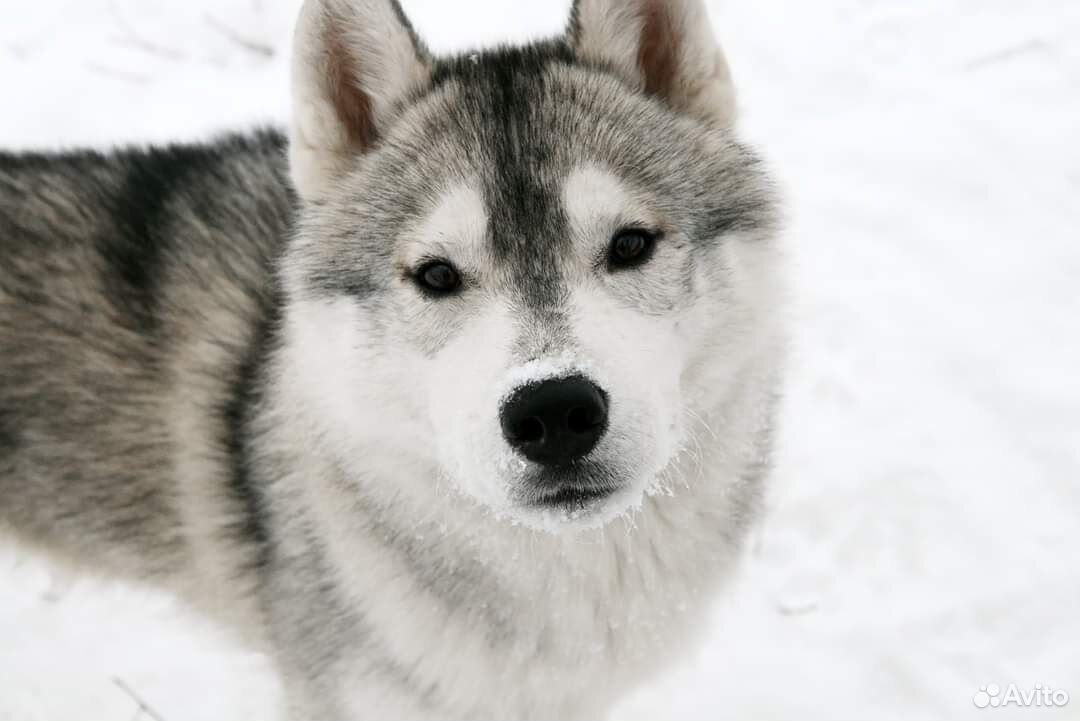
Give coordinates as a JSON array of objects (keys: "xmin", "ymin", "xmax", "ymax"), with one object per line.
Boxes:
[
  {"xmin": 290, "ymin": 0, "xmax": 430, "ymax": 201},
  {"xmin": 568, "ymin": 0, "xmax": 736, "ymax": 127}
]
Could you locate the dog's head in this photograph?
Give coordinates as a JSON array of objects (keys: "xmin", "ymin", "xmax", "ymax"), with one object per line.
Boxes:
[{"xmin": 282, "ymin": 0, "xmax": 781, "ymax": 530}]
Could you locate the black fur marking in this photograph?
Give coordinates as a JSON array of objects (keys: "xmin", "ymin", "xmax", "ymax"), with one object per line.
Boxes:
[
  {"xmin": 0, "ymin": 148, "xmax": 101, "ymax": 175},
  {"xmin": 0, "ymin": 405, "xmax": 18, "ymax": 459},
  {"xmin": 88, "ymin": 143, "xmax": 230, "ymax": 333},
  {"xmin": 434, "ymin": 43, "xmax": 576, "ymax": 313},
  {"xmin": 100, "ymin": 150, "xmax": 192, "ymax": 331},
  {"xmin": 104, "ymin": 133, "xmax": 290, "ymax": 334},
  {"xmin": 2, "ymin": 135, "xmax": 291, "ymax": 335},
  {"xmin": 428, "ymin": 39, "xmax": 575, "ymax": 89},
  {"xmin": 221, "ymin": 279, "xmax": 283, "ymax": 575}
]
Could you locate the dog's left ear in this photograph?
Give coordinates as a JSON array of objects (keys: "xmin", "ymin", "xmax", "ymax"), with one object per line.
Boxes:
[
  {"xmin": 568, "ymin": 0, "xmax": 736, "ymax": 127},
  {"xmin": 290, "ymin": 0, "xmax": 431, "ymax": 201}
]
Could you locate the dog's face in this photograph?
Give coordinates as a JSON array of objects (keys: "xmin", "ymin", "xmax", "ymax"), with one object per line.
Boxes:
[{"xmin": 283, "ymin": 0, "xmax": 779, "ymax": 530}]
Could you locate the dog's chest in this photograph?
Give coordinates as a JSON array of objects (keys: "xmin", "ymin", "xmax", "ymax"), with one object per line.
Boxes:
[{"xmin": 351, "ymin": 501, "xmax": 731, "ymax": 719}]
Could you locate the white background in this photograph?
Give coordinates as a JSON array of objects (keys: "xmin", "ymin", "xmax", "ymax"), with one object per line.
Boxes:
[{"xmin": 1, "ymin": 1, "xmax": 1078, "ymax": 719}]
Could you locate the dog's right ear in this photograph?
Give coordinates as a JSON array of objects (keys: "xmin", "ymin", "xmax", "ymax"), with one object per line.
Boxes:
[
  {"xmin": 568, "ymin": 0, "xmax": 736, "ymax": 128},
  {"xmin": 290, "ymin": 0, "xmax": 430, "ymax": 201}
]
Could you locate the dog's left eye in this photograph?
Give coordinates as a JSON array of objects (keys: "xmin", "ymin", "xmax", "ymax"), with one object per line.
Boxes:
[
  {"xmin": 414, "ymin": 260, "xmax": 461, "ymax": 295},
  {"xmin": 608, "ymin": 229, "xmax": 658, "ymax": 270}
]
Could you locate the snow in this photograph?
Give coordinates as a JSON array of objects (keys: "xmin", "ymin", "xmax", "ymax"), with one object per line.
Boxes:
[{"xmin": 2, "ymin": 0, "xmax": 1078, "ymax": 719}]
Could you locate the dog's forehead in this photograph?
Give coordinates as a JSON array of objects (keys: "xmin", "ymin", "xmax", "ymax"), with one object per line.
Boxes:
[
  {"xmin": 379, "ymin": 44, "xmax": 772, "ymax": 309},
  {"xmin": 455, "ymin": 50, "xmax": 576, "ymax": 309},
  {"xmin": 308, "ymin": 40, "xmax": 777, "ymax": 307},
  {"xmin": 412, "ymin": 48, "xmax": 645, "ymax": 305}
]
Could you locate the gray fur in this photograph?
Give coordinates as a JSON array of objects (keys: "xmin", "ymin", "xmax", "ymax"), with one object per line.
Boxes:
[
  {"xmin": 0, "ymin": 1, "xmax": 784, "ymax": 718},
  {"xmin": 0, "ymin": 133, "xmax": 291, "ymax": 592}
]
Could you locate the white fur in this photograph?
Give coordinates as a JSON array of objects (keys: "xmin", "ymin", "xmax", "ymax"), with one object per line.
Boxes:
[{"xmin": 399, "ymin": 183, "xmax": 489, "ymax": 271}]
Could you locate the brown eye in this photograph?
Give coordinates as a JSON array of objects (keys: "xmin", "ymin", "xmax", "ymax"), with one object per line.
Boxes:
[
  {"xmin": 415, "ymin": 260, "xmax": 461, "ymax": 295},
  {"xmin": 608, "ymin": 229, "xmax": 657, "ymax": 270}
]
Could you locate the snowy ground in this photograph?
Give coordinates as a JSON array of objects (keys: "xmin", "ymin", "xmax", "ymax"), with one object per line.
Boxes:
[{"xmin": 2, "ymin": 0, "xmax": 1079, "ymax": 719}]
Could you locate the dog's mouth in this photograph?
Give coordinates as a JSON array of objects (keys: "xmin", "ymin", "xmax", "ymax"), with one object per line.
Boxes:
[
  {"xmin": 517, "ymin": 461, "xmax": 622, "ymax": 511},
  {"xmin": 532, "ymin": 484, "xmax": 615, "ymax": 509}
]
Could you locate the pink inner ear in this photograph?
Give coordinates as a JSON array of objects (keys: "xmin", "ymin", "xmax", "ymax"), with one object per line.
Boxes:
[
  {"xmin": 637, "ymin": 1, "xmax": 681, "ymax": 100},
  {"xmin": 324, "ymin": 23, "xmax": 377, "ymax": 150}
]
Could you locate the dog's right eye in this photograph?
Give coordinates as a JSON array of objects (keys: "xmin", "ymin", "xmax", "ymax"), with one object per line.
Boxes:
[
  {"xmin": 607, "ymin": 228, "xmax": 658, "ymax": 271},
  {"xmin": 414, "ymin": 260, "xmax": 462, "ymax": 296}
]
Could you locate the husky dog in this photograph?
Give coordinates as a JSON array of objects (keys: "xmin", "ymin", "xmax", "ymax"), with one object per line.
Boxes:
[{"xmin": 0, "ymin": 0, "xmax": 783, "ymax": 718}]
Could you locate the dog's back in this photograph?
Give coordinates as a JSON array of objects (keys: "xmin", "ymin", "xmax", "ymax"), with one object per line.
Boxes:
[{"xmin": 0, "ymin": 131, "xmax": 292, "ymax": 598}]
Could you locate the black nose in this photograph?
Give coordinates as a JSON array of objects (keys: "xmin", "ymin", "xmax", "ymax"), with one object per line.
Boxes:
[{"xmin": 500, "ymin": 376, "xmax": 609, "ymax": 467}]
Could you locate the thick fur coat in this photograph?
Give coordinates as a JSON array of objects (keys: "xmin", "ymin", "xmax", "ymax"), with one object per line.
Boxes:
[{"xmin": 0, "ymin": 1, "xmax": 784, "ymax": 718}]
